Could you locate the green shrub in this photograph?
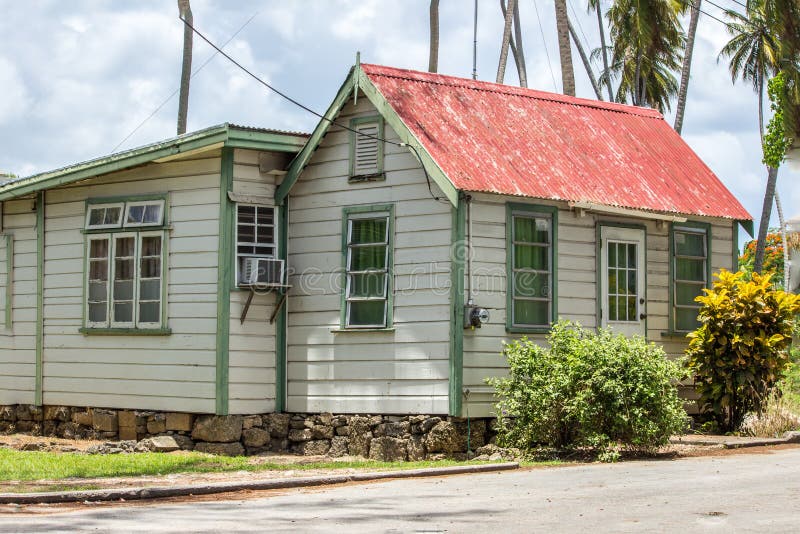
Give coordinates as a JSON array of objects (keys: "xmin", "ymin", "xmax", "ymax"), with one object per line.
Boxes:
[
  {"xmin": 488, "ymin": 321, "xmax": 687, "ymax": 457},
  {"xmin": 685, "ymin": 269, "xmax": 800, "ymax": 433}
]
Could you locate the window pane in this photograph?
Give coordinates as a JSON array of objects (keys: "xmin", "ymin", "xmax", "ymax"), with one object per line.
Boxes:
[
  {"xmin": 256, "ymin": 208, "xmax": 273, "ymax": 225},
  {"xmin": 143, "ymin": 204, "xmax": 162, "ymax": 224},
  {"xmin": 126, "ymin": 205, "xmax": 144, "ymax": 224},
  {"xmin": 90, "ymin": 239, "xmax": 109, "ymax": 259},
  {"xmin": 676, "ymin": 258, "xmax": 705, "ymax": 281},
  {"xmin": 627, "ymin": 270, "xmax": 637, "ymax": 296},
  {"xmin": 676, "ymin": 282, "xmax": 703, "ymax": 306},
  {"xmin": 617, "ymin": 268, "xmax": 627, "ymax": 295},
  {"xmin": 89, "ymin": 260, "xmax": 108, "ymax": 281},
  {"xmin": 140, "ymin": 279, "xmax": 160, "ymax": 300},
  {"xmin": 351, "ymin": 219, "xmax": 386, "ymax": 244},
  {"xmin": 514, "ymin": 272, "xmax": 549, "ymax": 298},
  {"xmin": 238, "ymin": 225, "xmax": 255, "ymax": 243},
  {"xmin": 116, "ymin": 237, "xmax": 135, "ymax": 258},
  {"xmin": 514, "ymin": 299, "xmax": 548, "ymax": 326},
  {"xmin": 141, "ymin": 258, "xmax": 161, "ymax": 278},
  {"xmin": 238, "ymin": 205, "xmax": 255, "ymax": 224},
  {"xmin": 115, "ymin": 258, "xmax": 134, "ymax": 280},
  {"xmin": 88, "ymin": 303, "xmax": 107, "ymax": 323},
  {"xmin": 627, "ymin": 244, "xmax": 636, "ymax": 268},
  {"xmin": 349, "ymin": 273, "xmax": 386, "ymax": 298},
  {"xmin": 139, "ymin": 302, "xmax": 160, "ymax": 323},
  {"xmin": 608, "ymin": 294, "xmax": 618, "ymax": 320},
  {"xmin": 608, "ymin": 270, "xmax": 617, "ymax": 295},
  {"xmin": 618, "ymin": 243, "xmax": 627, "ymax": 269},
  {"xmin": 514, "ymin": 216, "xmax": 549, "ymax": 243},
  {"xmin": 89, "ymin": 208, "xmax": 105, "ymax": 226},
  {"xmin": 676, "ymin": 308, "xmax": 700, "ymax": 331},
  {"xmin": 114, "ymin": 280, "xmax": 133, "ymax": 301},
  {"xmin": 514, "ymin": 244, "xmax": 547, "ymax": 270},
  {"xmin": 627, "ymin": 297, "xmax": 637, "ymax": 321},
  {"xmin": 104, "ymin": 207, "xmax": 121, "ymax": 225},
  {"xmin": 349, "ymin": 245, "xmax": 386, "ymax": 271},
  {"xmin": 608, "ymin": 242, "xmax": 617, "ymax": 267},
  {"xmin": 88, "ymin": 281, "xmax": 107, "ymax": 301},
  {"xmin": 114, "ymin": 302, "xmax": 133, "ymax": 323},
  {"xmin": 675, "ymin": 232, "xmax": 705, "ymax": 257},
  {"xmin": 141, "ymin": 236, "xmax": 161, "ymax": 257},
  {"xmin": 255, "ymin": 225, "xmax": 274, "ymax": 244},
  {"xmin": 348, "ymin": 300, "xmax": 385, "ymax": 326}
]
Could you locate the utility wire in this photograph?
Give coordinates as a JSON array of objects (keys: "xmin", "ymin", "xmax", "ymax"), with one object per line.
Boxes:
[
  {"xmin": 567, "ymin": 0, "xmax": 591, "ymax": 53},
  {"xmin": 531, "ymin": 0, "xmax": 559, "ymax": 92},
  {"xmin": 111, "ymin": 11, "xmax": 260, "ymax": 153}
]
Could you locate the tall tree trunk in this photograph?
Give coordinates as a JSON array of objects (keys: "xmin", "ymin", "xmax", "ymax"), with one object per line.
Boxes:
[
  {"xmin": 496, "ymin": 0, "xmax": 517, "ymax": 83},
  {"xmin": 512, "ymin": 1, "xmax": 528, "ymax": 87},
  {"xmin": 634, "ymin": 49, "xmax": 643, "ymax": 106},
  {"xmin": 674, "ymin": 0, "xmax": 701, "ymax": 134},
  {"xmin": 554, "ymin": 0, "xmax": 576, "ymax": 95},
  {"xmin": 595, "ymin": 2, "xmax": 613, "ymax": 101},
  {"xmin": 177, "ymin": 0, "xmax": 193, "ymax": 136},
  {"xmin": 568, "ymin": 19, "xmax": 603, "ymax": 99},
  {"xmin": 428, "ymin": 0, "xmax": 440, "ymax": 73},
  {"xmin": 754, "ymin": 166, "xmax": 779, "ymax": 274},
  {"xmin": 775, "ymin": 191, "xmax": 790, "ymax": 288}
]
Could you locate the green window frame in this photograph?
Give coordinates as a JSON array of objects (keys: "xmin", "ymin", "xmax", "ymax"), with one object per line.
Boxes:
[
  {"xmin": 82, "ymin": 195, "xmax": 170, "ymax": 334},
  {"xmin": 506, "ymin": 203, "xmax": 558, "ymax": 333},
  {"xmin": 349, "ymin": 116, "xmax": 385, "ymax": 181},
  {"xmin": 670, "ymin": 222, "xmax": 711, "ymax": 333},
  {"xmin": 0, "ymin": 234, "xmax": 11, "ymax": 330},
  {"xmin": 234, "ymin": 204, "xmax": 277, "ymax": 286},
  {"xmin": 341, "ymin": 204, "xmax": 394, "ymax": 329}
]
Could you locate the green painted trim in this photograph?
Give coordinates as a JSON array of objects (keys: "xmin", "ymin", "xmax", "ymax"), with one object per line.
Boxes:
[
  {"xmin": 668, "ymin": 221, "xmax": 712, "ymax": 333},
  {"xmin": 85, "ymin": 193, "xmax": 168, "ymax": 206},
  {"xmin": 339, "ymin": 203, "xmax": 395, "ymax": 330},
  {"xmin": 732, "ymin": 220, "xmax": 740, "ymax": 271},
  {"xmin": 349, "ymin": 115, "xmax": 385, "ymax": 178},
  {"xmin": 449, "ymin": 196, "xmax": 466, "ymax": 416},
  {"xmin": 505, "ymin": 202, "xmax": 559, "ymax": 333},
  {"xmin": 739, "ymin": 219, "xmax": 754, "ymax": 238},
  {"xmin": 277, "ymin": 68, "xmax": 360, "ymax": 205},
  {"xmin": 35, "ymin": 191, "xmax": 44, "ymax": 406},
  {"xmin": 215, "ymin": 147, "xmax": 235, "ymax": 416},
  {"xmin": 79, "ymin": 327, "xmax": 172, "ymax": 336},
  {"xmin": 0, "ymin": 124, "xmax": 306, "ymax": 201},
  {"xmin": 2, "ymin": 234, "xmax": 12, "ymax": 329},
  {"xmin": 594, "ymin": 221, "xmax": 648, "ymax": 337},
  {"xmin": 275, "ymin": 198, "xmax": 289, "ymax": 412},
  {"xmin": 276, "ymin": 66, "xmax": 460, "ymax": 207},
  {"xmin": 330, "ymin": 328, "xmax": 396, "ymax": 333}
]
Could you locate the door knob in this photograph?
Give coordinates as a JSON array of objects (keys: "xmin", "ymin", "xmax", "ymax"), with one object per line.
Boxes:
[{"xmin": 639, "ymin": 313, "xmax": 647, "ymax": 320}]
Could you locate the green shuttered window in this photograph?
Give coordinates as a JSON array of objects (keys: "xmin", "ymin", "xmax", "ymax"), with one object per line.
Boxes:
[
  {"xmin": 671, "ymin": 224, "xmax": 710, "ymax": 332},
  {"xmin": 342, "ymin": 205, "xmax": 393, "ymax": 329},
  {"xmin": 349, "ymin": 116, "xmax": 385, "ymax": 181},
  {"xmin": 507, "ymin": 204, "xmax": 557, "ymax": 331}
]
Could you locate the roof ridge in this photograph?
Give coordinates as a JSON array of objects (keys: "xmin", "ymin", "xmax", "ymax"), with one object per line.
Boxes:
[{"xmin": 361, "ymin": 63, "xmax": 663, "ymax": 119}]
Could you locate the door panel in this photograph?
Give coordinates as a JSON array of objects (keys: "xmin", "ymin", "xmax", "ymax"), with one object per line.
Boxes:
[{"xmin": 599, "ymin": 226, "xmax": 646, "ymax": 336}]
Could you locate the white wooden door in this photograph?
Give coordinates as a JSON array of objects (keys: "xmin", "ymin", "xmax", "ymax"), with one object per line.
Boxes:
[{"xmin": 599, "ymin": 226, "xmax": 646, "ymax": 336}]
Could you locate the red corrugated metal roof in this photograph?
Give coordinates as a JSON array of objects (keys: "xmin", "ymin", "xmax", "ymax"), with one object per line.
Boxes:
[{"xmin": 362, "ymin": 64, "xmax": 751, "ymax": 220}]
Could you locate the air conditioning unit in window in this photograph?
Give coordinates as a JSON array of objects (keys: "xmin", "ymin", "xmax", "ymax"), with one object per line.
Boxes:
[{"xmin": 241, "ymin": 257, "xmax": 285, "ymax": 287}]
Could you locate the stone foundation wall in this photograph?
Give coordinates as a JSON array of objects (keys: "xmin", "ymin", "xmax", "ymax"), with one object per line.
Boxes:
[{"xmin": 0, "ymin": 405, "xmax": 496, "ymax": 461}]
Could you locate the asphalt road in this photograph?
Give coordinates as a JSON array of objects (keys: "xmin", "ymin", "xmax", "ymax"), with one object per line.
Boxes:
[{"xmin": 3, "ymin": 447, "xmax": 800, "ymax": 533}]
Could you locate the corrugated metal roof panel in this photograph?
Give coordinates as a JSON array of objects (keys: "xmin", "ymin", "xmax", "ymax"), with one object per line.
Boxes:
[{"xmin": 362, "ymin": 64, "xmax": 751, "ymax": 221}]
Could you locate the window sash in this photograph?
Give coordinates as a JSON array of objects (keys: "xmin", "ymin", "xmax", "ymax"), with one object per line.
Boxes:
[
  {"xmin": 511, "ymin": 213, "xmax": 552, "ymax": 327},
  {"xmin": 235, "ymin": 204, "xmax": 277, "ymax": 285},
  {"xmin": 345, "ymin": 214, "xmax": 390, "ymax": 328},
  {"xmin": 672, "ymin": 227, "xmax": 708, "ymax": 332},
  {"xmin": 123, "ymin": 200, "xmax": 165, "ymax": 228},
  {"xmin": 85, "ymin": 203, "xmax": 124, "ymax": 230}
]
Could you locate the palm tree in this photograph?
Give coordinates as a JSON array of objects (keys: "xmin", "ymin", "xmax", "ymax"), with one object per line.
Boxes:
[
  {"xmin": 429, "ymin": 0, "xmax": 439, "ymax": 73},
  {"xmin": 588, "ymin": 0, "xmax": 614, "ymax": 100},
  {"xmin": 177, "ymin": 0, "xmax": 193, "ymax": 136},
  {"xmin": 604, "ymin": 0, "xmax": 685, "ymax": 113},
  {"xmin": 674, "ymin": 0, "xmax": 702, "ymax": 134},
  {"xmin": 497, "ymin": 0, "xmax": 517, "ymax": 83},
  {"xmin": 719, "ymin": 0, "xmax": 780, "ymax": 273},
  {"xmin": 568, "ymin": 18, "xmax": 604, "ymax": 98},
  {"xmin": 500, "ymin": 0, "xmax": 529, "ymax": 87},
  {"xmin": 555, "ymin": 0, "xmax": 576, "ymax": 95}
]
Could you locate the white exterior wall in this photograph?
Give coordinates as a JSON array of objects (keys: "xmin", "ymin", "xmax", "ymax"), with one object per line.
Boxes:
[
  {"xmin": 0, "ymin": 198, "xmax": 38, "ymax": 404},
  {"xmin": 228, "ymin": 148, "xmax": 279, "ymax": 414},
  {"xmin": 287, "ymin": 94, "xmax": 453, "ymax": 414},
  {"xmin": 41, "ymin": 153, "xmax": 222, "ymax": 412},
  {"xmin": 463, "ymin": 193, "xmax": 736, "ymax": 416}
]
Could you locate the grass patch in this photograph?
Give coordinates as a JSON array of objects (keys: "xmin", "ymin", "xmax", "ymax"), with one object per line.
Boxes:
[{"xmin": 0, "ymin": 448, "xmax": 506, "ymax": 483}]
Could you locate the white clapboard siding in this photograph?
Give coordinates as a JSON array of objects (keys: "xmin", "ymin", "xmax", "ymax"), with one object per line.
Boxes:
[
  {"xmin": 227, "ymin": 149, "xmax": 281, "ymax": 414},
  {"xmin": 0, "ymin": 199, "xmax": 37, "ymax": 404},
  {"xmin": 462, "ymin": 194, "xmax": 738, "ymax": 417},
  {"xmin": 287, "ymin": 94, "xmax": 452, "ymax": 415},
  {"xmin": 40, "ymin": 153, "xmax": 221, "ymax": 412}
]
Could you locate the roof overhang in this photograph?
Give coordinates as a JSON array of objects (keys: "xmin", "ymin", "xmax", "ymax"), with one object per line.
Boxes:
[
  {"xmin": 0, "ymin": 124, "xmax": 308, "ymax": 201},
  {"xmin": 275, "ymin": 65, "xmax": 460, "ymax": 207}
]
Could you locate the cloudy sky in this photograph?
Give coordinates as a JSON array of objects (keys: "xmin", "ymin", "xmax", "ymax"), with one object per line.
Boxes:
[{"xmin": 1, "ymin": 0, "xmax": 797, "ymax": 242}]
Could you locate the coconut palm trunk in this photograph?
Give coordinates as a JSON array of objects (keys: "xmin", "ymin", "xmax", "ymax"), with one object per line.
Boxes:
[
  {"xmin": 428, "ymin": 0, "xmax": 440, "ymax": 73},
  {"xmin": 568, "ymin": 19, "xmax": 603, "ymax": 99},
  {"xmin": 555, "ymin": 0, "xmax": 576, "ymax": 96},
  {"xmin": 497, "ymin": 0, "xmax": 517, "ymax": 83},
  {"xmin": 754, "ymin": 166, "xmax": 778, "ymax": 274},
  {"xmin": 512, "ymin": 1, "xmax": 528, "ymax": 87},
  {"xmin": 177, "ymin": 0, "xmax": 193, "ymax": 136},
  {"xmin": 591, "ymin": 0, "xmax": 613, "ymax": 100},
  {"xmin": 674, "ymin": 0, "xmax": 701, "ymax": 134}
]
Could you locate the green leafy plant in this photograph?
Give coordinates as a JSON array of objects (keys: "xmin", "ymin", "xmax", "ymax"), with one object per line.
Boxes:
[
  {"xmin": 685, "ymin": 269, "xmax": 800, "ymax": 432},
  {"xmin": 488, "ymin": 321, "xmax": 687, "ymax": 459},
  {"xmin": 739, "ymin": 230, "xmax": 784, "ymax": 285}
]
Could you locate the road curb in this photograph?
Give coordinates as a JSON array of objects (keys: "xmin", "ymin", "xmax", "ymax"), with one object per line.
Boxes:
[
  {"xmin": 669, "ymin": 431, "xmax": 800, "ymax": 449},
  {"xmin": 0, "ymin": 462, "xmax": 520, "ymax": 505}
]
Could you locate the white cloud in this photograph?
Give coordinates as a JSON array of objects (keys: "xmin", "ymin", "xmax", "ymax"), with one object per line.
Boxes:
[{"xmin": 0, "ymin": 57, "xmax": 31, "ymax": 124}]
